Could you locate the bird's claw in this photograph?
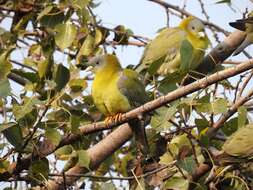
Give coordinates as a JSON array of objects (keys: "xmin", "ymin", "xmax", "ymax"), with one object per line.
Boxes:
[{"xmin": 104, "ymin": 113, "xmax": 124, "ymax": 127}]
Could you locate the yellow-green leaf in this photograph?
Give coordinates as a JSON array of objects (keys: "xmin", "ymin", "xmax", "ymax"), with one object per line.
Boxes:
[
  {"xmin": 0, "ymin": 79, "xmax": 11, "ymax": 98},
  {"xmin": 55, "ymin": 22, "xmax": 77, "ymax": 50},
  {"xmin": 77, "ymin": 150, "xmax": 90, "ymax": 169},
  {"xmin": 45, "ymin": 128, "xmax": 61, "ymax": 147}
]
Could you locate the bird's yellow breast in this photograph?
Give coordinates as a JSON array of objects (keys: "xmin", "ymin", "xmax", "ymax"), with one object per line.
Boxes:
[{"xmin": 92, "ymin": 71, "xmax": 131, "ymax": 116}]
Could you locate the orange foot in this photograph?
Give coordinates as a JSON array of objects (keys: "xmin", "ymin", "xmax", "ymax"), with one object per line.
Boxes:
[{"xmin": 104, "ymin": 113, "xmax": 124, "ymax": 127}]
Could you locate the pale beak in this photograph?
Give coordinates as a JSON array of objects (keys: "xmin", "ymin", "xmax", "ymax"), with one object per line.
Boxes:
[{"xmin": 198, "ymin": 31, "xmax": 205, "ymax": 38}]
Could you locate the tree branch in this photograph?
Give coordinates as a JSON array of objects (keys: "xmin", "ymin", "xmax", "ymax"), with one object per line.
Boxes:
[{"xmin": 148, "ymin": 0, "xmax": 229, "ymax": 34}]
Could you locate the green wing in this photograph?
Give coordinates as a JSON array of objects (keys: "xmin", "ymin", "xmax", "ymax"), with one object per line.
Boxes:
[
  {"xmin": 136, "ymin": 27, "xmax": 186, "ymax": 74},
  {"xmin": 117, "ymin": 69, "xmax": 149, "ymax": 108},
  {"xmin": 118, "ymin": 68, "xmax": 150, "ymax": 155}
]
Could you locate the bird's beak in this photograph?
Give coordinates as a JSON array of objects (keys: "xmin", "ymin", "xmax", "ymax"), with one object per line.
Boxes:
[
  {"xmin": 198, "ymin": 31, "xmax": 206, "ymax": 38},
  {"xmin": 233, "ymin": 37, "xmax": 251, "ymax": 56},
  {"xmin": 84, "ymin": 65, "xmax": 94, "ymax": 72}
]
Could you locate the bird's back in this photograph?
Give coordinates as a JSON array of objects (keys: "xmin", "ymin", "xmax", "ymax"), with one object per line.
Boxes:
[{"xmin": 136, "ymin": 27, "xmax": 186, "ymax": 74}]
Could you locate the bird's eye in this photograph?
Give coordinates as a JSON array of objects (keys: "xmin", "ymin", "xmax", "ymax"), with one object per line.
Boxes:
[
  {"xmin": 192, "ymin": 26, "xmax": 195, "ymax": 30},
  {"xmin": 96, "ymin": 62, "xmax": 99, "ymax": 65}
]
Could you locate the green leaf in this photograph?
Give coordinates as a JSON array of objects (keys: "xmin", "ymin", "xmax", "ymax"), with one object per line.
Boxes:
[
  {"xmin": 70, "ymin": 115, "xmax": 80, "ymax": 133},
  {"xmin": 69, "ymin": 78, "xmax": 87, "ymax": 92},
  {"xmin": 71, "ymin": 0, "xmax": 90, "ymax": 9},
  {"xmin": 0, "ymin": 50, "xmax": 12, "ymax": 80},
  {"xmin": 54, "ymin": 64, "xmax": 70, "ymax": 91},
  {"xmin": 76, "ymin": 34, "xmax": 95, "ymax": 64},
  {"xmin": 195, "ymin": 98, "xmax": 227, "ymax": 114},
  {"xmin": 199, "ymin": 129, "xmax": 210, "ymax": 147},
  {"xmin": 55, "ymin": 22, "xmax": 77, "ymax": 50},
  {"xmin": 13, "ymin": 97, "xmax": 42, "ymax": 120},
  {"xmin": 196, "ymin": 119, "xmax": 210, "ymax": 147},
  {"xmin": 195, "ymin": 118, "xmax": 209, "ymax": 133},
  {"xmin": 39, "ymin": 8, "xmax": 65, "ymax": 28},
  {"xmin": 0, "ymin": 79, "xmax": 11, "ymax": 98},
  {"xmin": 2, "ymin": 124, "xmax": 23, "ymax": 151},
  {"xmin": 180, "ymin": 39, "xmax": 193, "ymax": 72},
  {"xmin": 223, "ymin": 118, "xmax": 238, "ymax": 136},
  {"xmin": 158, "ymin": 79, "xmax": 177, "ymax": 94},
  {"xmin": 195, "ymin": 102, "xmax": 211, "ymax": 113},
  {"xmin": 77, "ymin": 150, "xmax": 90, "ymax": 169},
  {"xmin": 55, "ymin": 145, "xmax": 73, "ymax": 160},
  {"xmin": 212, "ymin": 98, "xmax": 228, "ymax": 114},
  {"xmin": 178, "ymin": 156, "xmax": 197, "ymax": 174},
  {"xmin": 37, "ymin": 5, "xmax": 53, "ymax": 20},
  {"xmin": 45, "ymin": 128, "xmax": 61, "ymax": 147},
  {"xmin": 238, "ymin": 106, "xmax": 247, "ymax": 127},
  {"xmin": 37, "ymin": 59, "xmax": 51, "ymax": 79},
  {"xmin": 47, "ymin": 109, "xmax": 69, "ymax": 122},
  {"xmin": 0, "ymin": 122, "xmax": 16, "ymax": 133},
  {"xmin": 164, "ymin": 172, "xmax": 189, "ymax": 190},
  {"xmin": 151, "ymin": 106, "xmax": 177, "ymax": 131},
  {"xmin": 28, "ymin": 158, "xmax": 49, "ymax": 183},
  {"xmin": 169, "ymin": 134, "xmax": 191, "ymax": 155},
  {"xmin": 148, "ymin": 56, "xmax": 165, "ymax": 75},
  {"xmin": 0, "ymin": 160, "xmax": 10, "ymax": 174}
]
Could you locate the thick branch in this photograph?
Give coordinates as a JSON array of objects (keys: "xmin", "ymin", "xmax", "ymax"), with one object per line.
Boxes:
[
  {"xmin": 196, "ymin": 30, "xmax": 246, "ymax": 74},
  {"xmin": 46, "ymin": 124, "xmax": 133, "ymax": 189}
]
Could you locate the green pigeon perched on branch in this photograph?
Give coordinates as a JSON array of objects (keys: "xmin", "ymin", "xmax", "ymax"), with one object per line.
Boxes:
[
  {"xmin": 135, "ymin": 16, "xmax": 209, "ymax": 78},
  {"xmin": 88, "ymin": 54, "xmax": 150, "ymax": 156}
]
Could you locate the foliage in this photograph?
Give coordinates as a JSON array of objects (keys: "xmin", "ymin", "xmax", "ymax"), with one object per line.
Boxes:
[{"xmin": 0, "ymin": 0, "xmax": 252, "ymax": 189}]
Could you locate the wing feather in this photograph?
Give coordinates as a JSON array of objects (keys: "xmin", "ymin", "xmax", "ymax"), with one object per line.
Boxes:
[{"xmin": 117, "ymin": 69, "xmax": 148, "ymax": 108}]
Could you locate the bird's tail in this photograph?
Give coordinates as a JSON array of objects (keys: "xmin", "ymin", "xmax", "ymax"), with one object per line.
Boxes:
[{"xmin": 129, "ymin": 118, "xmax": 150, "ymax": 157}]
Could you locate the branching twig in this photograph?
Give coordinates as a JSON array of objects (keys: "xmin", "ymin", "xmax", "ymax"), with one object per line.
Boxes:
[
  {"xmin": 148, "ymin": 0, "xmax": 229, "ymax": 34},
  {"xmin": 237, "ymin": 71, "xmax": 253, "ymax": 98}
]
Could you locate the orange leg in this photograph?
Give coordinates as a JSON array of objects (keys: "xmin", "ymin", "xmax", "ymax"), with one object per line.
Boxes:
[
  {"xmin": 104, "ymin": 116, "xmax": 114, "ymax": 127},
  {"xmin": 104, "ymin": 113, "xmax": 124, "ymax": 127}
]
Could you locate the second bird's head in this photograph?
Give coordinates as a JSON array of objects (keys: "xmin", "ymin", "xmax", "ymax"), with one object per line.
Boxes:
[
  {"xmin": 86, "ymin": 54, "xmax": 122, "ymax": 73},
  {"xmin": 180, "ymin": 16, "xmax": 207, "ymax": 40}
]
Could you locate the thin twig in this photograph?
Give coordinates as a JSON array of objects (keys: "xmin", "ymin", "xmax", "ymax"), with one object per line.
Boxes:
[
  {"xmin": 10, "ymin": 59, "xmax": 37, "ymax": 72},
  {"xmin": 148, "ymin": 0, "xmax": 229, "ymax": 34},
  {"xmin": 237, "ymin": 71, "xmax": 253, "ymax": 98},
  {"xmin": 48, "ymin": 162, "xmax": 176, "ymax": 180}
]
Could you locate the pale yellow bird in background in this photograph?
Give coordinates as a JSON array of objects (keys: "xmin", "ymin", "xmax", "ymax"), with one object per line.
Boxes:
[{"xmin": 136, "ymin": 16, "xmax": 210, "ymax": 78}]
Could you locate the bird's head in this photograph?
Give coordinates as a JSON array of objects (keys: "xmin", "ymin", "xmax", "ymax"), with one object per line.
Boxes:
[
  {"xmin": 86, "ymin": 54, "xmax": 122, "ymax": 74},
  {"xmin": 180, "ymin": 16, "xmax": 207, "ymax": 39},
  {"xmin": 229, "ymin": 11, "xmax": 253, "ymax": 32},
  {"xmin": 229, "ymin": 11, "xmax": 253, "ymax": 55}
]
